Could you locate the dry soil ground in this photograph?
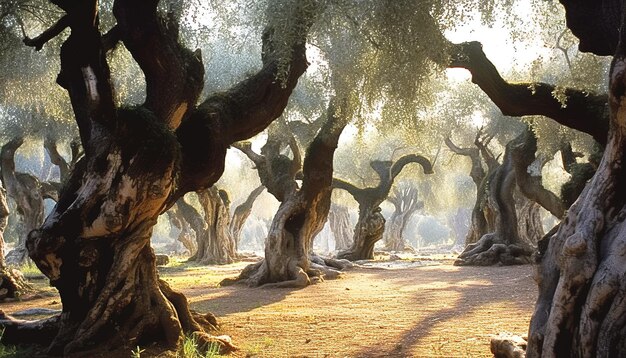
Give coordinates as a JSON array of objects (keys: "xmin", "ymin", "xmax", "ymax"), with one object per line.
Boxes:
[{"xmin": 2, "ymin": 256, "xmax": 537, "ymax": 357}]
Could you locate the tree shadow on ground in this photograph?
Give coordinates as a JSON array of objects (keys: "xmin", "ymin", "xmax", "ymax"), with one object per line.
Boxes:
[
  {"xmin": 354, "ymin": 264, "xmax": 535, "ymax": 357},
  {"xmin": 189, "ymin": 285, "xmax": 293, "ymax": 316}
]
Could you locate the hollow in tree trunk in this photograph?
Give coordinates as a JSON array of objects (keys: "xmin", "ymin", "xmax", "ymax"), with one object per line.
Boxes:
[
  {"xmin": 0, "ymin": 0, "xmax": 315, "ymax": 354},
  {"xmin": 335, "ymin": 155, "xmax": 433, "ymax": 261}
]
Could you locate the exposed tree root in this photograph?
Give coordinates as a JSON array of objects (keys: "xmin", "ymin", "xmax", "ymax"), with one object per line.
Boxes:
[
  {"xmin": 0, "ymin": 267, "xmax": 32, "ymax": 300},
  {"xmin": 454, "ymin": 234, "xmax": 533, "ymax": 266},
  {"xmin": 221, "ymin": 254, "xmax": 353, "ymax": 288},
  {"xmin": 1, "ymin": 220, "xmax": 237, "ymax": 356}
]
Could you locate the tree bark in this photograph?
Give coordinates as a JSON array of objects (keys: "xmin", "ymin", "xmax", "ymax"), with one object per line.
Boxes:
[
  {"xmin": 526, "ymin": 2, "xmax": 626, "ymax": 356},
  {"xmin": 335, "ymin": 155, "xmax": 433, "ymax": 261},
  {"xmin": 448, "ymin": 41, "xmax": 609, "ymax": 146},
  {"xmin": 2, "ymin": 0, "xmax": 315, "ymax": 354},
  {"xmin": 328, "ymin": 203, "xmax": 353, "ymax": 251},
  {"xmin": 384, "ymin": 183, "xmax": 423, "ymax": 252},
  {"xmin": 515, "ymin": 191, "xmax": 545, "ymax": 247},
  {"xmin": 226, "ymin": 99, "xmax": 352, "ymax": 287}
]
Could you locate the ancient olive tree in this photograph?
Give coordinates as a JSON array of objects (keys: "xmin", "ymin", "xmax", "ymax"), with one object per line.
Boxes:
[
  {"xmin": 526, "ymin": 2, "xmax": 626, "ymax": 356},
  {"xmin": 334, "ymin": 155, "xmax": 433, "ymax": 261},
  {"xmin": 328, "ymin": 203, "xmax": 353, "ymax": 251},
  {"xmin": 0, "ymin": 0, "xmax": 318, "ymax": 355},
  {"xmin": 445, "ymin": 131, "xmax": 498, "ymax": 247},
  {"xmin": 226, "ymin": 99, "xmax": 352, "ymax": 287},
  {"xmin": 454, "ymin": 127, "xmax": 556, "ymax": 266},
  {"xmin": 383, "ymin": 181, "xmax": 423, "ymax": 252},
  {"xmin": 229, "ymin": 185, "xmax": 265, "ymax": 247},
  {"xmin": 190, "ymin": 187, "xmax": 237, "ymax": 265},
  {"xmin": 1, "ymin": 137, "xmax": 58, "ymax": 266},
  {"xmin": 165, "ymin": 203, "xmax": 198, "ymax": 255},
  {"xmin": 0, "ymin": 184, "xmax": 30, "ymax": 299}
]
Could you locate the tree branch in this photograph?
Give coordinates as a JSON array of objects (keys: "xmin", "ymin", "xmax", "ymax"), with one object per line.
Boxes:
[
  {"xmin": 445, "ymin": 136, "xmax": 485, "ymax": 186},
  {"xmin": 301, "ymin": 98, "xmax": 349, "ymax": 197},
  {"xmin": 101, "ymin": 24, "xmax": 121, "ymax": 53},
  {"xmin": 474, "ymin": 133, "xmax": 500, "ymax": 172},
  {"xmin": 332, "ymin": 178, "xmax": 362, "ymax": 198},
  {"xmin": 449, "ymin": 41, "xmax": 609, "ymax": 145},
  {"xmin": 54, "ymin": 1, "xmax": 117, "ymax": 154},
  {"xmin": 112, "ymin": 0, "xmax": 204, "ymax": 129},
  {"xmin": 511, "ymin": 128, "xmax": 565, "ymax": 219},
  {"xmin": 288, "ymin": 134, "xmax": 303, "ymax": 177},
  {"xmin": 390, "ymin": 154, "xmax": 434, "ymax": 182},
  {"xmin": 232, "ymin": 142, "xmax": 264, "ymax": 167},
  {"xmin": 44, "ymin": 137, "xmax": 70, "ymax": 182},
  {"xmin": 23, "ymin": 14, "xmax": 69, "ymax": 51}
]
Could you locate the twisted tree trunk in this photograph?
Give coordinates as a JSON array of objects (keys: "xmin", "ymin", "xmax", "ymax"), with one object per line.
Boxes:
[
  {"xmin": 455, "ymin": 133, "xmax": 535, "ymax": 266},
  {"xmin": 527, "ymin": 2, "xmax": 626, "ymax": 356},
  {"xmin": 384, "ymin": 183, "xmax": 423, "ymax": 252},
  {"xmin": 445, "ymin": 134, "xmax": 496, "ymax": 247},
  {"xmin": 192, "ymin": 187, "xmax": 237, "ymax": 265},
  {"xmin": 229, "ymin": 185, "xmax": 264, "ymax": 249},
  {"xmin": 1, "ymin": 137, "xmax": 46, "ymax": 266},
  {"xmin": 0, "ymin": 0, "xmax": 315, "ymax": 355},
  {"xmin": 335, "ymin": 155, "xmax": 434, "ymax": 261},
  {"xmin": 0, "ymin": 185, "xmax": 30, "ymax": 299},
  {"xmin": 226, "ymin": 99, "xmax": 352, "ymax": 287},
  {"xmin": 328, "ymin": 203, "xmax": 353, "ymax": 251},
  {"xmin": 166, "ymin": 204, "xmax": 197, "ymax": 256}
]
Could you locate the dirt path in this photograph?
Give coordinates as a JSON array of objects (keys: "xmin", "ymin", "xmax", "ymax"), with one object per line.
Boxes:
[
  {"xmin": 166, "ymin": 260, "xmax": 537, "ymax": 357},
  {"xmin": 2, "ymin": 260, "xmax": 537, "ymax": 357}
]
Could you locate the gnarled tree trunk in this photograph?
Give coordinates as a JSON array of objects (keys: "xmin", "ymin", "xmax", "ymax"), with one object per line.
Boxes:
[
  {"xmin": 384, "ymin": 182, "xmax": 423, "ymax": 252},
  {"xmin": 0, "ymin": 185, "xmax": 30, "ymax": 299},
  {"xmin": 192, "ymin": 187, "xmax": 237, "ymax": 265},
  {"xmin": 0, "ymin": 0, "xmax": 315, "ymax": 355},
  {"xmin": 515, "ymin": 192, "xmax": 544, "ymax": 247},
  {"xmin": 335, "ymin": 155, "xmax": 433, "ymax": 261},
  {"xmin": 166, "ymin": 204, "xmax": 197, "ymax": 256},
  {"xmin": 328, "ymin": 203, "xmax": 353, "ymax": 251},
  {"xmin": 1, "ymin": 137, "xmax": 46, "ymax": 266},
  {"xmin": 229, "ymin": 185, "xmax": 264, "ymax": 249},
  {"xmin": 227, "ymin": 99, "xmax": 352, "ymax": 288},
  {"xmin": 526, "ymin": 2, "xmax": 626, "ymax": 356},
  {"xmin": 445, "ymin": 133, "xmax": 497, "ymax": 247},
  {"xmin": 455, "ymin": 132, "xmax": 535, "ymax": 266}
]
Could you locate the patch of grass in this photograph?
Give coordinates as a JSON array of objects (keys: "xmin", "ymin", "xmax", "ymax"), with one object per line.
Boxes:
[
  {"xmin": 131, "ymin": 345, "xmax": 146, "ymax": 358},
  {"xmin": 178, "ymin": 335, "xmax": 223, "ymax": 358},
  {"xmin": 0, "ymin": 329, "xmax": 36, "ymax": 358}
]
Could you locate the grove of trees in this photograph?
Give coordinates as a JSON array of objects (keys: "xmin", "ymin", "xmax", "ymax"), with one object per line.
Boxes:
[{"xmin": 0, "ymin": 0, "xmax": 624, "ymax": 356}]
